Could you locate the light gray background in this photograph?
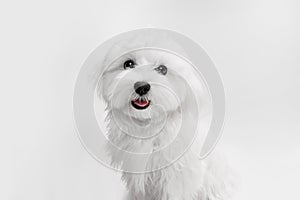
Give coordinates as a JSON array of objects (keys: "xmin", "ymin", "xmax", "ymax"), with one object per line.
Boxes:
[{"xmin": 0, "ymin": 0, "xmax": 299, "ymax": 200}]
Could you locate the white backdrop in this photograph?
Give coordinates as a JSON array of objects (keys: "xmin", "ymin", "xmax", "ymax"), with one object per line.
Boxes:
[{"xmin": 0, "ymin": 0, "xmax": 299, "ymax": 199}]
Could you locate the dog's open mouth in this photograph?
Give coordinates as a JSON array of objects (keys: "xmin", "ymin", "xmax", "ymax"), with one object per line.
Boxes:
[{"xmin": 131, "ymin": 97, "xmax": 151, "ymax": 110}]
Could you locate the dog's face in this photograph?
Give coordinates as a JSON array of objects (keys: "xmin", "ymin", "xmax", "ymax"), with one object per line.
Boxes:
[{"xmin": 99, "ymin": 49, "xmax": 190, "ymax": 124}]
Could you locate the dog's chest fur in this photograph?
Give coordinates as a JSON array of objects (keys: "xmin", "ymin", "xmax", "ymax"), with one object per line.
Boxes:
[
  {"xmin": 105, "ymin": 110, "xmax": 233, "ymax": 200},
  {"xmin": 107, "ymin": 110, "xmax": 196, "ymax": 199}
]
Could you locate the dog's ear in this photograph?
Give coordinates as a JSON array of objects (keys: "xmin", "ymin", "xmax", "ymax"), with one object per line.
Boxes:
[
  {"xmin": 97, "ymin": 70, "xmax": 109, "ymax": 103},
  {"xmin": 179, "ymin": 73, "xmax": 213, "ymax": 157},
  {"xmin": 96, "ymin": 41, "xmax": 123, "ymax": 104}
]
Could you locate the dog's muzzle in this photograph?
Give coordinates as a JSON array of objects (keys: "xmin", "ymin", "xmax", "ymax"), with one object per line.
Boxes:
[{"xmin": 131, "ymin": 81, "xmax": 151, "ymax": 110}]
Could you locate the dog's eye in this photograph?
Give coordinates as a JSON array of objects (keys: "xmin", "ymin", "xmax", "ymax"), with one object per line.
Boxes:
[
  {"xmin": 155, "ymin": 65, "xmax": 167, "ymax": 75},
  {"xmin": 123, "ymin": 59, "xmax": 135, "ymax": 69}
]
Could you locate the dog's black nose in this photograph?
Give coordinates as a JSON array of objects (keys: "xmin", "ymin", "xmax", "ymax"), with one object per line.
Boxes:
[{"xmin": 134, "ymin": 81, "xmax": 151, "ymax": 96}]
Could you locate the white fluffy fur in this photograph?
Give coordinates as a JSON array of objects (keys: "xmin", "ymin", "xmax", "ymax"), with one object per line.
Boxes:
[{"xmin": 98, "ymin": 32, "xmax": 235, "ymax": 200}]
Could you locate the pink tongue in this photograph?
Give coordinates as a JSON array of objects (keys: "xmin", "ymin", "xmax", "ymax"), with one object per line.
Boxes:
[{"xmin": 134, "ymin": 99, "xmax": 148, "ymax": 107}]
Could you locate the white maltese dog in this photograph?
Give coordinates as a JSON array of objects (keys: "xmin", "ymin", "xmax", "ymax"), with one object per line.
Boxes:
[{"xmin": 97, "ymin": 33, "xmax": 235, "ymax": 200}]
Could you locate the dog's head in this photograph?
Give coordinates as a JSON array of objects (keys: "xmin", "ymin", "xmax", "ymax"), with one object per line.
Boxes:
[
  {"xmin": 97, "ymin": 33, "xmax": 211, "ymax": 142},
  {"xmin": 95, "ymin": 34, "xmax": 212, "ymax": 165}
]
